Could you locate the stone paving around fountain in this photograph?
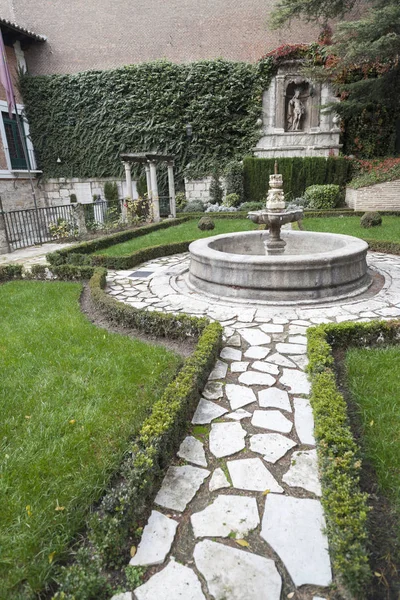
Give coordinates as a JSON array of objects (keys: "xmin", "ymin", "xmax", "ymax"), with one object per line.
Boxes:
[{"xmin": 107, "ymin": 251, "xmax": 400, "ymax": 600}]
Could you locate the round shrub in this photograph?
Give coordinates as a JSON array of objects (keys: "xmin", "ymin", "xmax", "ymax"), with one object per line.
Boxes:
[
  {"xmin": 360, "ymin": 211, "xmax": 382, "ymax": 228},
  {"xmin": 175, "ymin": 192, "xmax": 187, "ymax": 212},
  {"xmin": 223, "ymin": 193, "xmax": 241, "ymax": 207},
  {"xmin": 183, "ymin": 200, "xmax": 205, "ymax": 213},
  {"xmin": 239, "ymin": 201, "xmax": 264, "ymax": 211},
  {"xmin": 304, "ymin": 184, "xmax": 340, "ymax": 209},
  {"xmin": 197, "ymin": 216, "xmax": 215, "ymax": 231}
]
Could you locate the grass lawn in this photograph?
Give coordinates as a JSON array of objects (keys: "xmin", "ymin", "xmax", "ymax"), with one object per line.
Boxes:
[
  {"xmin": 301, "ymin": 215, "xmax": 400, "ymax": 242},
  {"xmin": 93, "ymin": 218, "xmax": 257, "ymax": 256},
  {"xmin": 0, "ymin": 281, "xmax": 181, "ymax": 599},
  {"xmin": 345, "ymin": 345, "xmax": 400, "ymax": 522}
]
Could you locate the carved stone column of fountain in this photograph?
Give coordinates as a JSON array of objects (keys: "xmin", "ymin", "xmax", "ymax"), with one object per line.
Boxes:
[{"xmin": 248, "ymin": 161, "xmax": 303, "ymax": 255}]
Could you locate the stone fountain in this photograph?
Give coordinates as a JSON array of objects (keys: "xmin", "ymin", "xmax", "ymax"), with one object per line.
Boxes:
[
  {"xmin": 247, "ymin": 161, "xmax": 303, "ymax": 255},
  {"xmin": 188, "ymin": 165, "xmax": 371, "ymax": 303}
]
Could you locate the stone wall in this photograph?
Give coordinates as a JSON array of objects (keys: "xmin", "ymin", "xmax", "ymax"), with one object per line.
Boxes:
[
  {"xmin": 184, "ymin": 177, "xmax": 226, "ymax": 204},
  {"xmin": 43, "ymin": 177, "xmax": 138, "ymax": 206},
  {"xmin": 346, "ymin": 180, "xmax": 400, "ymax": 211},
  {"xmin": 0, "ymin": 178, "xmax": 46, "ymax": 211}
]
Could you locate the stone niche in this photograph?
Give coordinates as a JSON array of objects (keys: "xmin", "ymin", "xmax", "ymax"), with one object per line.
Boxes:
[{"xmin": 254, "ymin": 61, "xmax": 342, "ymax": 158}]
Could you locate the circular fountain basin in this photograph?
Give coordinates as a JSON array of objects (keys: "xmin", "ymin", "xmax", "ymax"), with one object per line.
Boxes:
[{"xmin": 188, "ymin": 230, "xmax": 371, "ymax": 302}]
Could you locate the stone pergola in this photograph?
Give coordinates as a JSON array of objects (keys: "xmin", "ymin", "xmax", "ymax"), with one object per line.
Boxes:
[{"xmin": 120, "ymin": 152, "xmax": 176, "ymax": 222}]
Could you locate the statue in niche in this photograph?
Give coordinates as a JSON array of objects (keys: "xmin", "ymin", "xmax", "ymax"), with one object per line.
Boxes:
[{"xmin": 287, "ymin": 88, "xmax": 306, "ymax": 131}]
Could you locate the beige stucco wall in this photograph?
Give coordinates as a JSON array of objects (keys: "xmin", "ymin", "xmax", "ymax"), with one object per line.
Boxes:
[{"xmin": 346, "ymin": 180, "xmax": 400, "ymax": 212}]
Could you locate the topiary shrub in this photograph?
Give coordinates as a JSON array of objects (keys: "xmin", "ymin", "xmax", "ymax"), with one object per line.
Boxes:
[
  {"xmin": 209, "ymin": 169, "xmax": 224, "ymax": 205},
  {"xmin": 239, "ymin": 201, "xmax": 264, "ymax": 211},
  {"xmin": 304, "ymin": 184, "xmax": 340, "ymax": 209},
  {"xmin": 183, "ymin": 200, "xmax": 205, "ymax": 213},
  {"xmin": 197, "ymin": 216, "xmax": 215, "ymax": 231},
  {"xmin": 104, "ymin": 181, "xmax": 119, "ymax": 202},
  {"xmin": 70, "ymin": 193, "xmax": 77, "ymax": 204},
  {"xmin": 360, "ymin": 211, "xmax": 382, "ymax": 228},
  {"xmin": 175, "ymin": 191, "xmax": 187, "ymax": 212},
  {"xmin": 225, "ymin": 161, "xmax": 244, "ymax": 202},
  {"xmin": 223, "ymin": 193, "xmax": 241, "ymax": 207}
]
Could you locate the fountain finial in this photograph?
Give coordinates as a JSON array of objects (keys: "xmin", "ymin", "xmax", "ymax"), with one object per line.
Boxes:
[{"xmin": 274, "ymin": 160, "xmax": 278, "ymax": 175}]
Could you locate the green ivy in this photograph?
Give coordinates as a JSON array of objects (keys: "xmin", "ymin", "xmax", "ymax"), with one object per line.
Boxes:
[{"xmin": 20, "ymin": 59, "xmax": 274, "ymax": 184}]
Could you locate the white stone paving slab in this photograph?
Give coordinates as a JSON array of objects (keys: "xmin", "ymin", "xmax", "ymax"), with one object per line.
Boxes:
[
  {"xmin": 293, "ymin": 397, "xmax": 316, "ymax": 445},
  {"xmin": 155, "ymin": 465, "xmax": 209, "ymax": 512},
  {"xmin": 208, "ymin": 360, "xmax": 228, "ymax": 380},
  {"xmin": 225, "ymin": 408, "xmax": 252, "ymax": 420},
  {"xmin": 266, "ymin": 352, "xmax": 297, "ymax": 368},
  {"xmin": 288, "ymin": 325, "xmax": 308, "ymax": 335},
  {"xmin": 250, "ymin": 433, "xmax": 297, "ymax": 463},
  {"xmin": 288, "ymin": 335, "xmax": 307, "ymax": 345},
  {"xmin": 239, "ymin": 328, "xmax": 271, "ymax": 346},
  {"xmin": 238, "ymin": 371, "xmax": 276, "ymax": 387},
  {"xmin": 178, "ymin": 436, "xmax": 207, "ymax": 467},
  {"xmin": 209, "ymin": 467, "xmax": 231, "ymax": 491},
  {"xmin": 220, "ymin": 347, "xmax": 242, "ymax": 361},
  {"xmin": 251, "ymin": 410, "xmax": 293, "ymax": 434},
  {"xmin": 228, "ymin": 457, "xmax": 283, "ymax": 493},
  {"xmin": 261, "ymin": 494, "xmax": 332, "ymax": 587},
  {"xmin": 251, "ymin": 361, "xmax": 280, "ymax": 375},
  {"xmin": 291, "ymin": 354, "xmax": 309, "ymax": 370},
  {"xmin": 283, "ymin": 450, "xmax": 321, "ymax": 496},
  {"xmin": 227, "ymin": 332, "xmax": 241, "ymax": 346},
  {"xmin": 230, "ymin": 361, "xmax": 249, "ymax": 373},
  {"xmin": 225, "ymin": 383, "xmax": 257, "ymax": 410},
  {"xmin": 209, "ymin": 422, "xmax": 247, "ymax": 457},
  {"xmin": 280, "ymin": 368, "xmax": 311, "ymax": 395},
  {"xmin": 191, "ymin": 494, "xmax": 259, "ymax": 538},
  {"xmin": 111, "ymin": 593, "xmax": 132, "ymax": 600},
  {"xmin": 258, "ymin": 388, "xmax": 291, "ymax": 411},
  {"xmin": 276, "ymin": 343, "xmax": 307, "ymax": 355},
  {"xmin": 194, "ymin": 540, "xmax": 282, "ymax": 600},
  {"xmin": 130, "ymin": 510, "xmax": 178, "ymax": 566},
  {"xmin": 202, "ymin": 381, "xmax": 224, "ymax": 400},
  {"xmin": 192, "ymin": 399, "xmax": 228, "ymax": 424},
  {"xmin": 260, "ymin": 323, "xmax": 284, "ymax": 333},
  {"xmin": 244, "ymin": 346, "xmax": 270, "ymax": 359},
  {"xmin": 134, "ymin": 558, "xmax": 206, "ymax": 600}
]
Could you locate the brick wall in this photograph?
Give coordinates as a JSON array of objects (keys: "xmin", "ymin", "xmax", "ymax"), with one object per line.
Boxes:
[
  {"xmin": 1, "ymin": 0, "xmax": 319, "ymax": 75},
  {"xmin": 346, "ymin": 180, "xmax": 400, "ymax": 211}
]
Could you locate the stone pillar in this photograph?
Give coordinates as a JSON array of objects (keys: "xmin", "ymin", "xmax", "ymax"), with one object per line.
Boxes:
[
  {"xmin": 148, "ymin": 161, "xmax": 160, "ymax": 222},
  {"xmin": 167, "ymin": 162, "xmax": 176, "ymax": 217},
  {"xmin": 275, "ymin": 75, "xmax": 286, "ymax": 132},
  {"xmin": 74, "ymin": 203, "xmax": 88, "ymax": 236},
  {"xmin": 123, "ymin": 161, "xmax": 132, "ymax": 222},
  {"xmin": 0, "ymin": 212, "xmax": 10, "ymax": 253},
  {"xmin": 145, "ymin": 164, "xmax": 152, "ymax": 198}
]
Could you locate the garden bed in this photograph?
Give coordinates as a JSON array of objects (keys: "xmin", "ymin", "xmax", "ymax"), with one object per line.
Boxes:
[{"xmin": 307, "ymin": 320, "xmax": 400, "ymax": 598}]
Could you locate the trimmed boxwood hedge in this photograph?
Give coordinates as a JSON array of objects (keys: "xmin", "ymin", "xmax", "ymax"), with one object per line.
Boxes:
[
  {"xmin": 307, "ymin": 319, "xmax": 400, "ymax": 597},
  {"xmin": 46, "ymin": 217, "xmax": 192, "ymax": 265},
  {"xmin": 90, "ymin": 241, "xmax": 192, "ymax": 270}
]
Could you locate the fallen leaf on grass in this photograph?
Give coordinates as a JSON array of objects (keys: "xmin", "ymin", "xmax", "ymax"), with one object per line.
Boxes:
[{"xmin": 48, "ymin": 551, "xmax": 56, "ymax": 564}]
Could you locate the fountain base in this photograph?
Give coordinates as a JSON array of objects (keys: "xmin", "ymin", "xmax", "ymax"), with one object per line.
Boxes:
[{"xmin": 188, "ymin": 230, "xmax": 371, "ymax": 302}]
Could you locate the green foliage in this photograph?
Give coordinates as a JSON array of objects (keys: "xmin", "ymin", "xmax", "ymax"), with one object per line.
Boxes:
[
  {"xmin": 175, "ymin": 191, "xmax": 187, "ymax": 212},
  {"xmin": 209, "ymin": 169, "xmax": 224, "ymax": 205},
  {"xmin": 304, "ymin": 184, "xmax": 340, "ymax": 209},
  {"xmin": 0, "ymin": 264, "xmax": 23, "ymax": 282},
  {"xmin": 70, "ymin": 193, "xmax": 77, "ymax": 204},
  {"xmin": 52, "ymin": 549, "xmax": 111, "ymax": 600},
  {"xmin": 223, "ymin": 193, "xmax": 241, "ymax": 208},
  {"xmin": 51, "ymin": 264, "xmax": 95, "ymax": 280},
  {"xmin": 243, "ymin": 157, "xmax": 352, "ymax": 203},
  {"xmin": 360, "ymin": 211, "xmax": 382, "ymax": 228},
  {"xmin": 197, "ymin": 216, "xmax": 215, "ymax": 231},
  {"xmin": 349, "ymin": 157, "xmax": 400, "ymax": 188},
  {"xmin": 28, "ymin": 264, "xmax": 47, "ymax": 279},
  {"xmin": 183, "ymin": 200, "xmax": 205, "ymax": 213},
  {"xmin": 225, "ymin": 161, "xmax": 244, "ymax": 202},
  {"xmin": 104, "ymin": 181, "xmax": 119, "ymax": 202},
  {"xmin": 20, "ymin": 59, "xmax": 273, "ymax": 182},
  {"xmin": 125, "ymin": 566, "xmax": 145, "ymax": 590}
]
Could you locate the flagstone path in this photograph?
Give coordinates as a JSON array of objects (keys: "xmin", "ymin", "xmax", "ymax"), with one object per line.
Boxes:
[{"xmin": 107, "ymin": 251, "xmax": 400, "ymax": 600}]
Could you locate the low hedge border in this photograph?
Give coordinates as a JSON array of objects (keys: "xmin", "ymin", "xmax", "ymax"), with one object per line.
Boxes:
[
  {"xmin": 52, "ymin": 268, "xmax": 223, "ymax": 598},
  {"xmin": 90, "ymin": 240, "xmax": 192, "ymax": 270},
  {"xmin": 0, "ymin": 263, "xmax": 96, "ymax": 282},
  {"xmin": 46, "ymin": 217, "xmax": 192, "ymax": 265},
  {"xmin": 307, "ymin": 319, "xmax": 400, "ymax": 598}
]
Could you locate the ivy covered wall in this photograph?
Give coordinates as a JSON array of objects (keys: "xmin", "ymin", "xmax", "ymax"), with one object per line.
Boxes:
[{"xmin": 20, "ymin": 59, "xmax": 273, "ymax": 183}]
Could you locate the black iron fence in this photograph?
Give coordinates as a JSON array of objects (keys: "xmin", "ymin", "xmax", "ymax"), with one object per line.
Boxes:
[{"xmin": 1, "ymin": 197, "xmax": 173, "ymax": 252}]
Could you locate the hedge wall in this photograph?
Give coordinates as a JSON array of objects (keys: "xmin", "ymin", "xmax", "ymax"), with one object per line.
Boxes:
[
  {"xmin": 243, "ymin": 156, "xmax": 353, "ymax": 203},
  {"xmin": 20, "ymin": 59, "xmax": 273, "ymax": 183}
]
